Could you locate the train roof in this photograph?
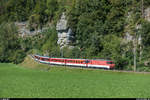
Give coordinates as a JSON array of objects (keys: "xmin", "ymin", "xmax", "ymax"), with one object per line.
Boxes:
[
  {"xmin": 34, "ymin": 54, "xmax": 112, "ymax": 61},
  {"xmin": 35, "ymin": 55, "xmax": 49, "ymax": 58}
]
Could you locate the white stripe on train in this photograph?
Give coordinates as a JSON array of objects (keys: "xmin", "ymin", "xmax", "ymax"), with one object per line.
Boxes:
[{"xmin": 38, "ymin": 60, "xmax": 110, "ymax": 69}]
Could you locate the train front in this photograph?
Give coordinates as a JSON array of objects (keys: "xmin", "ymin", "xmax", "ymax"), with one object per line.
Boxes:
[{"xmin": 106, "ymin": 61, "xmax": 115, "ymax": 69}]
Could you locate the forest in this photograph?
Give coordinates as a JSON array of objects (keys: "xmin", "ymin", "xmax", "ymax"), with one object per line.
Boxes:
[{"xmin": 0, "ymin": 0, "xmax": 150, "ymax": 71}]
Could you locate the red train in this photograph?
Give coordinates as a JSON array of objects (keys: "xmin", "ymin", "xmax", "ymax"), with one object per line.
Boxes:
[{"xmin": 33, "ymin": 55, "xmax": 115, "ymax": 69}]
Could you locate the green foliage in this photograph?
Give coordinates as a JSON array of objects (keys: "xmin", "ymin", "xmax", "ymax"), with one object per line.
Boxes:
[
  {"xmin": 1, "ymin": 0, "xmax": 59, "ymax": 27},
  {"xmin": 137, "ymin": 66, "xmax": 150, "ymax": 72},
  {"xmin": 28, "ymin": 14, "xmax": 41, "ymax": 31},
  {"xmin": 61, "ymin": 46, "xmax": 80, "ymax": 58},
  {"xmin": 0, "ymin": 0, "xmax": 150, "ymax": 71},
  {"xmin": 42, "ymin": 27, "xmax": 60, "ymax": 57},
  {"xmin": 67, "ymin": 0, "xmax": 150, "ymax": 71},
  {"xmin": 98, "ymin": 34, "xmax": 126, "ymax": 69},
  {"xmin": 45, "ymin": 0, "xmax": 58, "ymax": 21},
  {"xmin": 19, "ymin": 33, "xmax": 46, "ymax": 53},
  {"xmin": 137, "ymin": 21, "xmax": 150, "ymax": 70},
  {"xmin": 5, "ymin": 0, "xmax": 35, "ymax": 21},
  {"xmin": 0, "ymin": 22, "xmax": 25, "ymax": 64},
  {"xmin": 68, "ymin": 0, "xmax": 126, "ymax": 61},
  {"xmin": 27, "ymin": 49, "xmax": 43, "ymax": 55},
  {"xmin": 140, "ymin": 21, "xmax": 150, "ymax": 46}
]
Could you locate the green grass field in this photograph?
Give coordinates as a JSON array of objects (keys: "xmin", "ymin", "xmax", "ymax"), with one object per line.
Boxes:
[{"xmin": 0, "ymin": 62, "xmax": 150, "ymax": 98}]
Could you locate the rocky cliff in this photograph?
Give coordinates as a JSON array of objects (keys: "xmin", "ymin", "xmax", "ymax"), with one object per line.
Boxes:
[
  {"xmin": 15, "ymin": 22, "xmax": 48, "ymax": 37},
  {"xmin": 56, "ymin": 12, "xmax": 74, "ymax": 48},
  {"xmin": 124, "ymin": 7, "xmax": 150, "ymax": 43}
]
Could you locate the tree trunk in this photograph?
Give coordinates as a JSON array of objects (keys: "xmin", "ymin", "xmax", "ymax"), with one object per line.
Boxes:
[
  {"xmin": 139, "ymin": 34, "xmax": 142, "ymax": 62},
  {"xmin": 133, "ymin": 36, "xmax": 137, "ymax": 72},
  {"xmin": 139, "ymin": 0, "xmax": 144, "ymax": 62},
  {"xmin": 141, "ymin": 0, "xmax": 144, "ymax": 18}
]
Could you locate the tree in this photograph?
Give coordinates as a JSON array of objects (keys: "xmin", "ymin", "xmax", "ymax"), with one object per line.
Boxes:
[
  {"xmin": 42, "ymin": 27, "xmax": 59, "ymax": 57},
  {"xmin": 99, "ymin": 34, "xmax": 126, "ymax": 69},
  {"xmin": 45, "ymin": 0, "xmax": 58, "ymax": 21},
  {"xmin": 0, "ymin": 22, "xmax": 25, "ymax": 64}
]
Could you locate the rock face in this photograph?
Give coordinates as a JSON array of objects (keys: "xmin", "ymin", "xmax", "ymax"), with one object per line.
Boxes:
[
  {"xmin": 124, "ymin": 7, "xmax": 150, "ymax": 43},
  {"xmin": 144, "ymin": 7, "xmax": 150, "ymax": 22},
  {"xmin": 124, "ymin": 32, "xmax": 133, "ymax": 42},
  {"xmin": 56, "ymin": 12, "xmax": 74, "ymax": 49},
  {"xmin": 15, "ymin": 22, "xmax": 48, "ymax": 37}
]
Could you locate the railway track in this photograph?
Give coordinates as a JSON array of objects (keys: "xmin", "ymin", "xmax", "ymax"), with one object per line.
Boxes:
[
  {"xmin": 31, "ymin": 55, "xmax": 150, "ymax": 74},
  {"xmin": 108, "ymin": 69, "xmax": 150, "ymax": 74}
]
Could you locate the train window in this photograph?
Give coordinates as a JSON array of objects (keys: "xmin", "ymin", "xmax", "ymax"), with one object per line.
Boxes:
[
  {"xmin": 58, "ymin": 60, "xmax": 64, "ymax": 62},
  {"xmin": 76, "ymin": 60, "xmax": 79, "ymax": 63},
  {"xmin": 107, "ymin": 61, "xmax": 113, "ymax": 64},
  {"xmin": 85, "ymin": 60, "xmax": 90, "ymax": 63},
  {"xmin": 67, "ymin": 60, "xmax": 74, "ymax": 63},
  {"xmin": 35, "ymin": 56, "xmax": 40, "ymax": 59},
  {"xmin": 77, "ymin": 61, "xmax": 80, "ymax": 63},
  {"xmin": 67, "ymin": 60, "xmax": 71, "ymax": 63},
  {"xmin": 42, "ymin": 58, "xmax": 49, "ymax": 61},
  {"xmin": 51, "ymin": 59, "xmax": 56, "ymax": 62}
]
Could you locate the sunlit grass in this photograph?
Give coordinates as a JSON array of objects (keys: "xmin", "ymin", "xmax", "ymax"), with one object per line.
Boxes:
[{"xmin": 0, "ymin": 63, "xmax": 150, "ymax": 98}]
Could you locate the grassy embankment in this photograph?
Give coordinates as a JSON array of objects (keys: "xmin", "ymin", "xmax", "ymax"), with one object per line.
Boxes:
[{"xmin": 0, "ymin": 56, "xmax": 150, "ymax": 98}]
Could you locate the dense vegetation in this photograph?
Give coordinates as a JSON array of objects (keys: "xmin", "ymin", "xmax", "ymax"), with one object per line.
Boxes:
[{"xmin": 0, "ymin": 0, "xmax": 150, "ymax": 71}]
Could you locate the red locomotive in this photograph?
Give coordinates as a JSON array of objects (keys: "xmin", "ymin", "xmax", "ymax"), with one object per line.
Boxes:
[{"xmin": 33, "ymin": 55, "xmax": 115, "ymax": 69}]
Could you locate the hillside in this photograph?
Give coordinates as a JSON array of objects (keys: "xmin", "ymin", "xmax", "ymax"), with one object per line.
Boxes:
[
  {"xmin": 0, "ymin": 0, "xmax": 150, "ymax": 71},
  {"xmin": 19, "ymin": 55, "xmax": 41, "ymax": 69}
]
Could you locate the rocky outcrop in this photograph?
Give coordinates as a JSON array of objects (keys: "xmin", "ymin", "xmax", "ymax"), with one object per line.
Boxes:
[
  {"xmin": 15, "ymin": 12, "xmax": 75, "ymax": 49},
  {"xmin": 124, "ymin": 7, "xmax": 150, "ymax": 43},
  {"xmin": 56, "ymin": 12, "xmax": 74, "ymax": 49},
  {"xmin": 144, "ymin": 7, "xmax": 150, "ymax": 22},
  {"xmin": 15, "ymin": 22, "xmax": 48, "ymax": 37}
]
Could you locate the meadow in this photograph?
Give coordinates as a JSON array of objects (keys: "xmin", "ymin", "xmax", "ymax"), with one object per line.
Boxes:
[{"xmin": 0, "ymin": 62, "xmax": 150, "ymax": 98}]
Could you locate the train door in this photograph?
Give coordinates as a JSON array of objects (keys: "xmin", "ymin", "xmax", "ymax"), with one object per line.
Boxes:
[{"xmin": 85, "ymin": 60, "xmax": 89, "ymax": 67}]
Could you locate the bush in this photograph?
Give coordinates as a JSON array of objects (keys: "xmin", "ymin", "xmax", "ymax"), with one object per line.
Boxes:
[
  {"xmin": 137, "ymin": 67, "xmax": 150, "ymax": 72},
  {"xmin": 0, "ymin": 22, "xmax": 26, "ymax": 64},
  {"xmin": 27, "ymin": 49, "xmax": 43, "ymax": 55}
]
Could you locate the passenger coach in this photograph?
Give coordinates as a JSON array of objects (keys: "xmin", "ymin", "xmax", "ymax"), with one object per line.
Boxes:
[{"xmin": 34, "ymin": 55, "xmax": 115, "ymax": 69}]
